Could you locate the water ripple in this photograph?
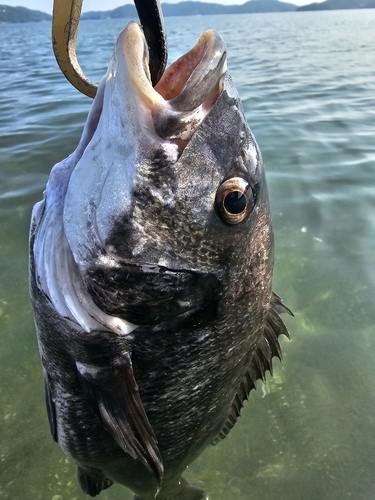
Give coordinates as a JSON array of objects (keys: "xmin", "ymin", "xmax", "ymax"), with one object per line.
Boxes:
[{"xmin": 1, "ymin": 10, "xmax": 375, "ymax": 500}]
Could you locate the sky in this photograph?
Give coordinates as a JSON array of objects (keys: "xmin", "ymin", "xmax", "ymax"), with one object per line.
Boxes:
[{"xmin": 5, "ymin": 0, "xmax": 321, "ymax": 15}]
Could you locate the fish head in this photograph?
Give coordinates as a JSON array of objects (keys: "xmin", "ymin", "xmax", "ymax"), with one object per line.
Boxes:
[{"xmin": 60, "ymin": 22, "xmax": 272, "ymax": 326}]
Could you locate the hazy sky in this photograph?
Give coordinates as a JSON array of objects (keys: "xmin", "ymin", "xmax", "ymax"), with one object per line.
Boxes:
[{"xmin": 6, "ymin": 0, "xmax": 320, "ymax": 15}]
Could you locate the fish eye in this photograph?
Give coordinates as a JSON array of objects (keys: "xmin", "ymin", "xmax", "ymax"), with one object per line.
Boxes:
[{"xmin": 215, "ymin": 177, "xmax": 254, "ymax": 225}]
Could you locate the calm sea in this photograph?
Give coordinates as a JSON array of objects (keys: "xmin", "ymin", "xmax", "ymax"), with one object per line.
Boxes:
[{"xmin": 1, "ymin": 9, "xmax": 375, "ymax": 500}]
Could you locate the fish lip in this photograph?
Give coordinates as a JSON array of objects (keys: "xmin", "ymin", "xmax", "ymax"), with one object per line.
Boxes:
[
  {"xmin": 120, "ymin": 22, "xmax": 227, "ymax": 108},
  {"xmin": 154, "ymin": 30, "xmax": 227, "ymax": 112},
  {"xmin": 118, "ymin": 22, "xmax": 227, "ymax": 140}
]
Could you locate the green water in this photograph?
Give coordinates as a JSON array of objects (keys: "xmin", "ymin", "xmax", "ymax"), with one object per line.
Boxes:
[{"xmin": 1, "ymin": 10, "xmax": 375, "ymax": 500}]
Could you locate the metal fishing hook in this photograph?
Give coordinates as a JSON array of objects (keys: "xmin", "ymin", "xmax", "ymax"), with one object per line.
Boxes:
[{"xmin": 52, "ymin": 0, "xmax": 168, "ymax": 98}]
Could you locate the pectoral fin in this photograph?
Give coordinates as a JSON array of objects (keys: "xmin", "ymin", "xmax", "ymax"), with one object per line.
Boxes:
[
  {"xmin": 76, "ymin": 352, "xmax": 163, "ymax": 491},
  {"xmin": 212, "ymin": 291, "xmax": 292, "ymax": 444},
  {"xmin": 77, "ymin": 465, "xmax": 113, "ymax": 497}
]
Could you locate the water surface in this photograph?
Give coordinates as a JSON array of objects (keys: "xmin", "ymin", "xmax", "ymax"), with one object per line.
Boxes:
[{"xmin": 1, "ymin": 10, "xmax": 375, "ymax": 500}]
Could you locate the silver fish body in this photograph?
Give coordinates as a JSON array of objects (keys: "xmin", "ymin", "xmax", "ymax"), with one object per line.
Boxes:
[{"xmin": 30, "ymin": 22, "xmax": 291, "ymax": 500}]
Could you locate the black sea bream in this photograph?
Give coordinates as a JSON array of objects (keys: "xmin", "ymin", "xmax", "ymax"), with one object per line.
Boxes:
[{"xmin": 29, "ymin": 22, "xmax": 291, "ymax": 500}]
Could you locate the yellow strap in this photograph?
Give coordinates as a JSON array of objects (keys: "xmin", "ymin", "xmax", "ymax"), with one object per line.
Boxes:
[{"xmin": 52, "ymin": 0, "xmax": 98, "ymax": 98}]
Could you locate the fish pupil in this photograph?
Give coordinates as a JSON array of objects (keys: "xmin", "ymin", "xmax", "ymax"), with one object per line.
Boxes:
[{"xmin": 224, "ymin": 191, "xmax": 246, "ymax": 214}]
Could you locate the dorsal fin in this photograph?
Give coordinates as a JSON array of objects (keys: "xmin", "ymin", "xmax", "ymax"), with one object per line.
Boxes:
[{"xmin": 212, "ymin": 291, "xmax": 292, "ymax": 444}]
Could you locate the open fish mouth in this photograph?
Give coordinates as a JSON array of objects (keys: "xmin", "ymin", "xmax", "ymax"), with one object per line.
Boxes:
[{"xmin": 112, "ymin": 22, "xmax": 227, "ymax": 144}]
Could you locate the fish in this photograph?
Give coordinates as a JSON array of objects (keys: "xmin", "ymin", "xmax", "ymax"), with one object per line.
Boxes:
[{"xmin": 29, "ymin": 21, "xmax": 291, "ymax": 500}]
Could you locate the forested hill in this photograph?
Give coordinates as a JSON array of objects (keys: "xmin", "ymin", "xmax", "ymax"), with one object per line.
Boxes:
[
  {"xmin": 2, "ymin": 0, "xmax": 373, "ymax": 23},
  {"xmin": 82, "ymin": 0, "xmax": 296, "ymax": 20},
  {"xmin": 297, "ymin": 0, "xmax": 375, "ymax": 10},
  {"xmin": 0, "ymin": 5, "xmax": 51, "ymax": 22}
]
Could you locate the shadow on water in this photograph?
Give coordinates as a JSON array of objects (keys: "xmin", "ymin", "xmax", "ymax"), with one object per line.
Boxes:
[{"xmin": 1, "ymin": 9, "xmax": 375, "ymax": 500}]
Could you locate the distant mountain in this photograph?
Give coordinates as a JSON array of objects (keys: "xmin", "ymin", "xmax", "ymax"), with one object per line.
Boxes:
[
  {"xmin": 160, "ymin": 0, "xmax": 296, "ymax": 15},
  {"xmin": 235, "ymin": 0, "xmax": 297, "ymax": 12},
  {"xmin": 82, "ymin": 0, "xmax": 296, "ymax": 20},
  {"xmin": 82, "ymin": 4, "xmax": 136, "ymax": 19},
  {"xmin": 297, "ymin": 0, "xmax": 375, "ymax": 10},
  {"xmin": 0, "ymin": 5, "xmax": 51, "ymax": 22}
]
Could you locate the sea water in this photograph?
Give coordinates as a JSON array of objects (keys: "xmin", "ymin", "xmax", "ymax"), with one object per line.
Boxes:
[{"xmin": 1, "ymin": 10, "xmax": 375, "ymax": 500}]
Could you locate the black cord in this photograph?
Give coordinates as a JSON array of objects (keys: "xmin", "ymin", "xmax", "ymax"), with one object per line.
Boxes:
[{"xmin": 133, "ymin": 0, "xmax": 168, "ymax": 86}]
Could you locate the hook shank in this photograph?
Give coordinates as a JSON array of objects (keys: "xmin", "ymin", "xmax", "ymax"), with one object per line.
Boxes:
[
  {"xmin": 52, "ymin": 0, "xmax": 97, "ymax": 98},
  {"xmin": 52, "ymin": 0, "xmax": 168, "ymax": 98}
]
